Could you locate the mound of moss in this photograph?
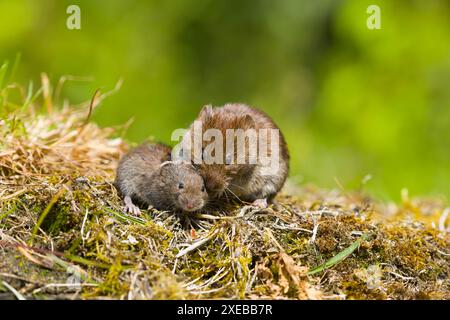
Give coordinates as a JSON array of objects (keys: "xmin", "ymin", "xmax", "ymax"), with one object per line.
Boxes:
[{"xmin": 0, "ymin": 75, "xmax": 449, "ymax": 300}]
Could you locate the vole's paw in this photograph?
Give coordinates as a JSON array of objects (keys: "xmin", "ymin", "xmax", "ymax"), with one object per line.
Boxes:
[
  {"xmin": 251, "ymin": 198, "xmax": 268, "ymax": 209},
  {"xmin": 127, "ymin": 204, "xmax": 141, "ymax": 216},
  {"xmin": 124, "ymin": 196, "xmax": 141, "ymax": 215}
]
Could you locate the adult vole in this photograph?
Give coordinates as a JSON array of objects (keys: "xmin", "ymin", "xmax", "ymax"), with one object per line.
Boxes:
[{"xmin": 180, "ymin": 103, "xmax": 289, "ymax": 207}]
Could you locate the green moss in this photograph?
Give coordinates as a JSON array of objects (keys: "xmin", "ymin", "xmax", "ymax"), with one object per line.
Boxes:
[
  {"xmin": 40, "ymin": 204, "xmax": 72, "ymax": 235},
  {"xmin": 86, "ymin": 258, "xmax": 127, "ymax": 297}
]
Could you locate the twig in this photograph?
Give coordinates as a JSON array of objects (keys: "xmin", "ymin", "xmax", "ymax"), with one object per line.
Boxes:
[
  {"xmin": 436, "ymin": 249, "xmax": 450, "ymax": 256},
  {"xmin": 2, "ymin": 281, "xmax": 26, "ymax": 300},
  {"xmin": 176, "ymin": 228, "xmax": 219, "ymax": 258},
  {"xmin": 80, "ymin": 208, "xmax": 90, "ymax": 245},
  {"xmin": 309, "ymin": 209, "xmax": 323, "ymax": 244},
  {"xmin": 29, "ymin": 183, "xmax": 71, "ymax": 245},
  {"xmin": 264, "ymin": 227, "xmax": 284, "ymax": 252},
  {"xmin": 0, "ymin": 273, "xmax": 41, "ymax": 284},
  {"xmin": 83, "ymin": 89, "xmax": 101, "ymax": 126},
  {"xmin": 193, "ymin": 213, "xmax": 238, "ymax": 220},
  {"xmin": 387, "ymin": 271, "xmax": 415, "ymax": 281},
  {"xmin": 272, "ymin": 224, "xmax": 313, "ymax": 233},
  {"xmin": 32, "ymin": 283, "xmax": 98, "ymax": 295}
]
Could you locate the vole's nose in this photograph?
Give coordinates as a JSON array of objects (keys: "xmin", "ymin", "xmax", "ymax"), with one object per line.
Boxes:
[
  {"xmin": 185, "ymin": 202, "xmax": 194, "ymax": 210},
  {"xmin": 180, "ymin": 195, "xmax": 203, "ymax": 212},
  {"xmin": 182, "ymin": 199, "xmax": 200, "ymax": 211}
]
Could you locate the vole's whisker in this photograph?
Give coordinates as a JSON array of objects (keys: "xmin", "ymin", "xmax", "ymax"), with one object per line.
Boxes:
[
  {"xmin": 227, "ymin": 182, "xmax": 246, "ymax": 191},
  {"xmin": 224, "ymin": 187, "xmax": 242, "ymax": 203},
  {"xmin": 223, "ymin": 190, "xmax": 230, "ymax": 203}
]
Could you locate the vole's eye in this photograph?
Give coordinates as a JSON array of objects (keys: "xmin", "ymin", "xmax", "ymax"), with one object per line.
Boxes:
[
  {"xmin": 178, "ymin": 182, "xmax": 184, "ymax": 189},
  {"xmin": 201, "ymin": 185, "xmax": 206, "ymax": 192}
]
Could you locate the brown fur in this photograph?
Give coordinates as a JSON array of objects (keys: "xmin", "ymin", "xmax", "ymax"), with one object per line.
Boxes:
[
  {"xmin": 115, "ymin": 143, "xmax": 208, "ymax": 212},
  {"xmin": 184, "ymin": 103, "xmax": 289, "ymax": 202}
]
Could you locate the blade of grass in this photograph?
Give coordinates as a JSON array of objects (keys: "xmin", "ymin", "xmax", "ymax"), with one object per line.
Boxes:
[
  {"xmin": 8, "ymin": 53, "xmax": 21, "ymax": 84},
  {"xmin": 0, "ymin": 61, "xmax": 9, "ymax": 107},
  {"xmin": 0, "ymin": 204, "xmax": 18, "ymax": 222},
  {"xmin": 29, "ymin": 184, "xmax": 70, "ymax": 245},
  {"xmin": 104, "ymin": 207, "xmax": 146, "ymax": 226},
  {"xmin": 0, "ymin": 60, "xmax": 9, "ymax": 91},
  {"xmin": 307, "ymin": 233, "xmax": 370, "ymax": 275},
  {"xmin": 23, "ymin": 81, "xmax": 43, "ymax": 110},
  {"xmin": 48, "ymin": 254, "xmax": 99, "ymax": 284},
  {"xmin": 41, "ymin": 73, "xmax": 52, "ymax": 113}
]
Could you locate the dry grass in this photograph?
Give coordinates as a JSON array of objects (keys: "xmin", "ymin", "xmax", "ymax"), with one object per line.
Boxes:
[{"xmin": 0, "ymin": 70, "xmax": 449, "ymax": 300}]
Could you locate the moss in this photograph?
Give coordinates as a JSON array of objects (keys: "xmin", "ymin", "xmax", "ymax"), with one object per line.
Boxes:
[
  {"xmin": 1, "ymin": 90, "xmax": 448, "ymax": 299},
  {"xmin": 40, "ymin": 204, "xmax": 73, "ymax": 235},
  {"xmin": 91, "ymin": 258, "xmax": 128, "ymax": 297}
]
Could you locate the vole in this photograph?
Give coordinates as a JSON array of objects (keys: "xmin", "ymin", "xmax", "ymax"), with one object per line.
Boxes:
[
  {"xmin": 115, "ymin": 143, "xmax": 208, "ymax": 215},
  {"xmin": 179, "ymin": 103, "xmax": 289, "ymax": 207}
]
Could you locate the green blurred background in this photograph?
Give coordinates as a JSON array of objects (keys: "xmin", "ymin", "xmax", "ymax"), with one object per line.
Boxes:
[{"xmin": 1, "ymin": 0, "xmax": 449, "ymax": 200}]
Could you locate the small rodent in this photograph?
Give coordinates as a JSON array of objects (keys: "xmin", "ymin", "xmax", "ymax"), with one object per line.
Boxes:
[
  {"xmin": 115, "ymin": 143, "xmax": 208, "ymax": 214},
  {"xmin": 181, "ymin": 103, "xmax": 289, "ymax": 207}
]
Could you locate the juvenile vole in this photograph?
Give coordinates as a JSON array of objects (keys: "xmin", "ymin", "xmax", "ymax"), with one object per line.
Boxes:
[
  {"xmin": 115, "ymin": 143, "xmax": 208, "ymax": 214},
  {"xmin": 180, "ymin": 103, "xmax": 289, "ymax": 207}
]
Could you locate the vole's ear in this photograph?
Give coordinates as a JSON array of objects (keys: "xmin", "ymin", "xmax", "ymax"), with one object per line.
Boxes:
[
  {"xmin": 239, "ymin": 114, "xmax": 256, "ymax": 129},
  {"xmin": 160, "ymin": 161, "xmax": 175, "ymax": 169},
  {"xmin": 199, "ymin": 104, "xmax": 214, "ymax": 120},
  {"xmin": 160, "ymin": 159, "xmax": 193, "ymax": 168}
]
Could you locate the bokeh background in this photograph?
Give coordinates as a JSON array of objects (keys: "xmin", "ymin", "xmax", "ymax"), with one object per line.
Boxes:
[{"xmin": 1, "ymin": 0, "xmax": 449, "ymax": 200}]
